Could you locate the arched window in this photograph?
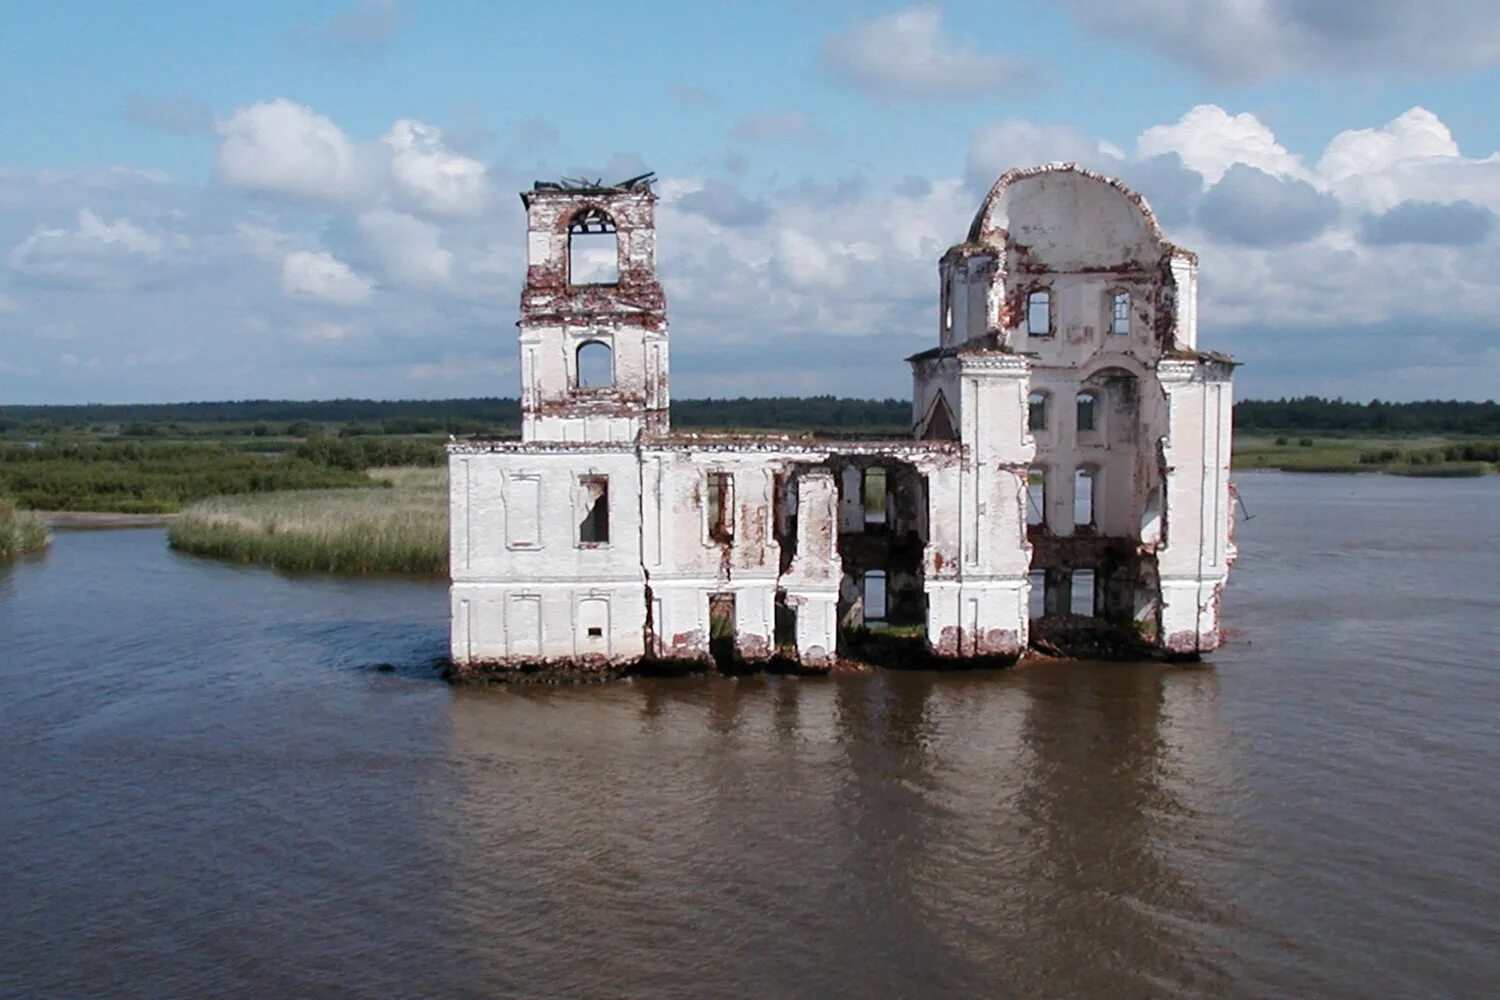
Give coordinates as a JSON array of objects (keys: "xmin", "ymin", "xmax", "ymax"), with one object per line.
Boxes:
[
  {"xmin": 1076, "ymin": 391, "xmax": 1098, "ymax": 435},
  {"xmin": 1111, "ymin": 291, "xmax": 1131, "ymax": 335},
  {"xmin": 576, "ymin": 341, "xmax": 613, "ymax": 389},
  {"xmin": 1027, "ymin": 290, "xmax": 1051, "ymax": 336},
  {"xmin": 568, "ymin": 207, "xmax": 619, "ymax": 285},
  {"xmin": 1028, "ymin": 391, "xmax": 1049, "ymax": 431}
]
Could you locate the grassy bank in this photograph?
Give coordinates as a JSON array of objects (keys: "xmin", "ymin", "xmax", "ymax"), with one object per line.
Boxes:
[
  {"xmin": 0, "ymin": 498, "xmax": 50, "ymax": 559},
  {"xmin": 0, "ymin": 441, "xmax": 384, "ymax": 513},
  {"xmin": 167, "ymin": 468, "xmax": 446, "ymax": 574},
  {"xmin": 1233, "ymin": 434, "xmax": 1498, "ymax": 474}
]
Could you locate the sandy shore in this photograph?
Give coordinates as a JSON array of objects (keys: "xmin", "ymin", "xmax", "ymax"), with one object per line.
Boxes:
[{"xmin": 39, "ymin": 511, "xmax": 179, "ymax": 529}]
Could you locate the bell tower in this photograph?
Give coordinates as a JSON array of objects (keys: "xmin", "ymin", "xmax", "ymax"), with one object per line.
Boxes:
[{"xmin": 517, "ymin": 174, "xmax": 670, "ymax": 443}]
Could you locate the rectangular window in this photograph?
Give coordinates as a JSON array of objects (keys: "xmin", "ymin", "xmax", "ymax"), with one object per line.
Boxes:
[
  {"xmin": 578, "ymin": 475, "xmax": 609, "ymax": 545},
  {"xmin": 1027, "ymin": 290, "xmax": 1051, "ymax": 336},
  {"xmin": 862, "ymin": 467, "xmax": 888, "ymax": 525},
  {"xmin": 1074, "ymin": 468, "xmax": 1096, "ymax": 529},
  {"xmin": 1111, "ymin": 291, "xmax": 1131, "ymax": 335},
  {"xmin": 1028, "ymin": 392, "xmax": 1048, "ymax": 431},
  {"xmin": 863, "ymin": 570, "xmax": 888, "ymax": 623},
  {"xmin": 707, "ymin": 472, "xmax": 734, "ymax": 543},
  {"xmin": 1077, "ymin": 393, "xmax": 1097, "ymax": 433},
  {"xmin": 1027, "ymin": 470, "xmax": 1046, "ymax": 528}
]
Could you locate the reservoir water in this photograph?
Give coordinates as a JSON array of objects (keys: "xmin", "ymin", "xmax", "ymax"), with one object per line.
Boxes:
[{"xmin": 2, "ymin": 471, "xmax": 1498, "ymax": 998}]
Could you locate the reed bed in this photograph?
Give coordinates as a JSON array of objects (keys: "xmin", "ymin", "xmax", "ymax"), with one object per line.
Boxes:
[
  {"xmin": 0, "ymin": 497, "xmax": 50, "ymax": 559},
  {"xmin": 168, "ymin": 475, "xmax": 447, "ymax": 574}
]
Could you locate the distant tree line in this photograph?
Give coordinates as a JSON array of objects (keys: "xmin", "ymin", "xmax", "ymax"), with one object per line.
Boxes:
[
  {"xmin": 3, "ymin": 395, "xmax": 1498, "ymax": 437},
  {"xmin": 1234, "ymin": 397, "xmax": 1500, "ymax": 435}
]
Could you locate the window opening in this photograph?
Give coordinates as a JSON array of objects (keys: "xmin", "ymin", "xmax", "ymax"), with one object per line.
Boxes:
[
  {"xmin": 1027, "ymin": 290, "xmax": 1051, "ymax": 336},
  {"xmin": 1073, "ymin": 569, "xmax": 1097, "ymax": 617},
  {"xmin": 1074, "ymin": 468, "xmax": 1096, "ymax": 529},
  {"xmin": 863, "ymin": 570, "xmax": 888, "ymax": 623},
  {"xmin": 568, "ymin": 207, "xmax": 619, "ymax": 285},
  {"xmin": 709, "ymin": 592, "xmax": 736, "ymax": 667},
  {"xmin": 1028, "ymin": 570, "xmax": 1046, "ymax": 619},
  {"xmin": 578, "ymin": 475, "xmax": 610, "ymax": 544},
  {"xmin": 1027, "ymin": 469, "xmax": 1046, "ymax": 528},
  {"xmin": 1028, "ymin": 392, "xmax": 1048, "ymax": 431},
  {"xmin": 1111, "ymin": 291, "xmax": 1130, "ymax": 335},
  {"xmin": 576, "ymin": 341, "xmax": 613, "ymax": 389},
  {"xmin": 1077, "ymin": 392, "xmax": 1097, "ymax": 434},
  {"xmin": 707, "ymin": 472, "xmax": 734, "ymax": 543},
  {"xmin": 862, "ymin": 467, "xmax": 888, "ymax": 525}
]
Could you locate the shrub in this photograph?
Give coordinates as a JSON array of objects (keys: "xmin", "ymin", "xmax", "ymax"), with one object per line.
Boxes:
[{"xmin": 0, "ymin": 497, "xmax": 49, "ymax": 558}]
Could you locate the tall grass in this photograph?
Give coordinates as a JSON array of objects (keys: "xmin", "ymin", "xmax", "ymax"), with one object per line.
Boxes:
[
  {"xmin": 0, "ymin": 497, "xmax": 50, "ymax": 559},
  {"xmin": 168, "ymin": 473, "xmax": 447, "ymax": 574}
]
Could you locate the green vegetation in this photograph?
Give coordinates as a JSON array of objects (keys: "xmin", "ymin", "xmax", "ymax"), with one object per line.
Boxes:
[
  {"xmin": 0, "ymin": 497, "xmax": 49, "ymax": 559},
  {"xmin": 6, "ymin": 394, "xmax": 1499, "ymax": 440},
  {"xmin": 1235, "ymin": 397, "xmax": 1500, "ymax": 435},
  {"xmin": 168, "ymin": 469, "xmax": 447, "ymax": 575},
  {"xmin": 1234, "ymin": 434, "xmax": 1498, "ymax": 474},
  {"xmin": 0, "ymin": 441, "xmax": 377, "ymax": 513}
]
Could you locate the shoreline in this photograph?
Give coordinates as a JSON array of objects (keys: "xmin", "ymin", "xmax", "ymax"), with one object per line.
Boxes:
[{"xmin": 40, "ymin": 511, "xmax": 179, "ymax": 529}]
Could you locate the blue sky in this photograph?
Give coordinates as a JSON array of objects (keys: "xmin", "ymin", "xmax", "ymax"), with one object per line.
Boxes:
[{"xmin": 3, "ymin": 0, "xmax": 1500, "ymax": 404}]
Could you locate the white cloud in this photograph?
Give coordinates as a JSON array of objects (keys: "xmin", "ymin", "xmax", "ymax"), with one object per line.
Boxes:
[
  {"xmin": 356, "ymin": 208, "xmax": 453, "ymax": 289},
  {"xmin": 216, "ymin": 99, "xmax": 370, "ymax": 202},
  {"xmin": 281, "ymin": 250, "xmax": 373, "ymax": 305},
  {"xmin": 1318, "ymin": 108, "xmax": 1460, "ymax": 181},
  {"xmin": 822, "ymin": 6, "xmax": 1031, "ymax": 98},
  {"xmin": 300, "ymin": 320, "xmax": 352, "ymax": 342},
  {"xmin": 7, "ymin": 209, "xmax": 176, "ymax": 290},
  {"xmin": 382, "ymin": 119, "xmax": 489, "ymax": 218},
  {"xmin": 234, "ymin": 220, "xmax": 300, "ymax": 262},
  {"xmin": 1137, "ymin": 105, "xmax": 1307, "ymax": 184},
  {"xmin": 967, "ymin": 120, "xmax": 1121, "ymax": 188},
  {"xmin": 1060, "ymin": 0, "xmax": 1500, "ymax": 83}
]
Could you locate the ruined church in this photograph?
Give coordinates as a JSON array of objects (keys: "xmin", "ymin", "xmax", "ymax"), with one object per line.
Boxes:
[{"xmin": 447, "ymin": 164, "xmax": 1236, "ymax": 677}]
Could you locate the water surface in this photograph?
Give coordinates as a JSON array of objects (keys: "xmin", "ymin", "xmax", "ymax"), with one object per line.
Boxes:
[{"xmin": 2, "ymin": 472, "xmax": 1498, "ymax": 998}]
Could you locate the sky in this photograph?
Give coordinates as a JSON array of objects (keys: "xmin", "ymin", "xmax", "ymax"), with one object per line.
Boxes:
[{"xmin": 3, "ymin": 1, "xmax": 1500, "ymax": 405}]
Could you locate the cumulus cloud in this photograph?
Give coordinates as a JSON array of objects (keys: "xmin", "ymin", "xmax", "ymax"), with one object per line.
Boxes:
[
  {"xmin": 966, "ymin": 120, "xmax": 1121, "ymax": 188},
  {"xmin": 356, "ymin": 208, "xmax": 453, "ymax": 288},
  {"xmin": 216, "ymin": 99, "xmax": 370, "ymax": 202},
  {"xmin": 9, "ymin": 97, "xmax": 1500, "ymax": 403},
  {"xmin": 822, "ymin": 5, "xmax": 1032, "ymax": 98},
  {"xmin": 281, "ymin": 250, "xmax": 373, "ymax": 305},
  {"xmin": 1318, "ymin": 107, "xmax": 1460, "ymax": 181},
  {"xmin": 1138, "ymin": 105, "xmax": 1306, "ymax": 183},
  {"xmin": 672, "ymin": 179, "xmax": 770, "ymax": 227},
  {"xmin": 730, "ymin": 112, "xmax": 830, "ymax": 148},
  {"xmin": 1197, "ymin": 165, "xmax": 1340, "ymax": 247},
  {"xmin": 7, "ymin": 209, "xmax": 177, "ymax": 290},
  {"xmin": 383, "ymin": 119, "xmax": 490, "ymax": 217},
  {"xmin": 1059, "ymin": 0, "xmax": 1500, "ymax": 83},
  {"xmin": 1360, "ymin": 200, "xmax": 1496, "ymax": 246}
]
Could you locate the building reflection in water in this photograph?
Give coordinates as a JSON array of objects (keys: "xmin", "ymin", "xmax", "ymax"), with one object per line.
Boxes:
[{"xmin": 434, "ymin": 664, "xmax": 1237, "ymax": 997}]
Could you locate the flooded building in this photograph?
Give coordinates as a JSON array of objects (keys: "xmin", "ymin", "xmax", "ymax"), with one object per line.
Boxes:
[{"xmin": 447, "ymin": 164, "xmax": 1235, "ymax": 678}]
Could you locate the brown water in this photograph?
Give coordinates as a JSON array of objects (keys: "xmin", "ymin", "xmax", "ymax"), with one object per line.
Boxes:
[{"xmin": 2, "ymin": 471, "xmax": 1498, "ymax": 998}]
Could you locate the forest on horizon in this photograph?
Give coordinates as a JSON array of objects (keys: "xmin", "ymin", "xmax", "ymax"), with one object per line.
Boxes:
[{"xmin": 2, "ymin": 395, "xmax": 1499, "ymax": 437}]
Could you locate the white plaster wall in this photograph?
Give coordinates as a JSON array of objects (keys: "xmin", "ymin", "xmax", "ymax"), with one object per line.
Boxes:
[
  {"xmin": 1155, "ymin": 362, "xmax": 1235, "ymax": 652},
  {"xmin": 449, "ymin": 447, "xmax": 646, "ymax": 664}
]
